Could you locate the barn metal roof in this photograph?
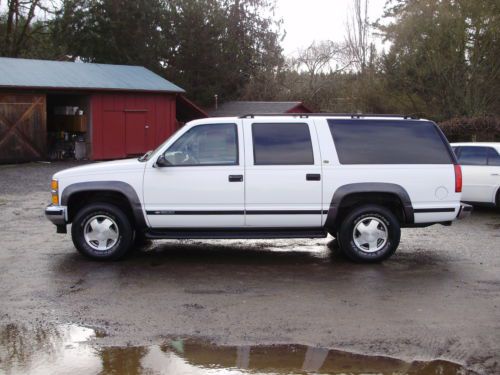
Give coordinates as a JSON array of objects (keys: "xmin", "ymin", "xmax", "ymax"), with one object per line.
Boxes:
[
  {"xmin": 209, "ymin": 101, "xmax": 311, "ymax": 117},
  {"xmin": 0, "ymin": 57, "xmax": 185, "ymax": 93}
]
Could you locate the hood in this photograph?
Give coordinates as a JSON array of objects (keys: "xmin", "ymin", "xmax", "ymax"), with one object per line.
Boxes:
[{"xmin": 54, "ymin": 158, "xmax": 145, "ymax": 179}]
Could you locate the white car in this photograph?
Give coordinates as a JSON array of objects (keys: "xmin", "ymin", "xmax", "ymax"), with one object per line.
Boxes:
[
  {"xmin": 451, "ymin": 142, "xmax": 500, "ymax": 207},
  {"xmin": 45, "ymin": 114, "xmax": 471, "ymax": 263}
]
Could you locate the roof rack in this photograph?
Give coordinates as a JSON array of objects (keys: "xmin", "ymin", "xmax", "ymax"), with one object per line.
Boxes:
[{"xmin": 238, "ymin": 113, "xmax": 420, "ymax": 119}]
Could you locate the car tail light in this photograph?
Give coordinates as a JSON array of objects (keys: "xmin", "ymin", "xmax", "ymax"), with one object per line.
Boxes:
[{"xmin": 454, "ymin": 164, "xmax": 462, "ymax": 193}]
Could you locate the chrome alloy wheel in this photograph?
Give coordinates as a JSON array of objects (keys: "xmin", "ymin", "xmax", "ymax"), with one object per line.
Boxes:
[
  {"xmin": 352, "ymin": 216, "xmax": 388, "ymax": 253},
  {"xmin": 83, "ymin": 215, "xmax": 119, "ymax": 251}
]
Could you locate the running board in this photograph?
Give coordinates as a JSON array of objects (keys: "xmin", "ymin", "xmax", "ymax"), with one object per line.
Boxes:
[{"xmin": 145, "ymin": 228, "xmax": 328, "ymax": 240}]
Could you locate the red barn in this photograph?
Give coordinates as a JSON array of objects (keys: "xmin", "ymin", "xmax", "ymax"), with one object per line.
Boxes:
[{"xmin": 0, "ymin": 57, "xmax": 206, "ymax": 163}]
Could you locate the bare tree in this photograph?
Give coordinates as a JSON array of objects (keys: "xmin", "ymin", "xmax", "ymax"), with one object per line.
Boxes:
[
  {"xmin": 288, "ymin": 40, "xmax": 350, "ymax": 101},
  {"xmin": 345, "ymin": 0, "xmax": 373, "ymax": 73},
  {"xmin": 1, "ymin": 0, "xmax": 54, "ymax": 57}
]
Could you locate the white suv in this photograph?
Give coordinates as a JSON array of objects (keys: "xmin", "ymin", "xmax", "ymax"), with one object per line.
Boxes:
[
  {"xmin": 45, "ymin": 114, "xmax": 471, "ymax": 263},
  {"xmin": 451, "ymin": 142, "xmax": 500, "ymax": 207}
]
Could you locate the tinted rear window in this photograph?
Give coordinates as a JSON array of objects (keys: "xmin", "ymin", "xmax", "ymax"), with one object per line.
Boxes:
[
  {"xmin": 456, "ymin": 146, "xmax": 500, "ymax": 166},
  {"xmin": 456, "ymin": 146, "xmax": 489, "ymax": 166},
  {"xmin": 252, "ymin": 123, "xmax": 314, "ymax": 165},
  {"xmin": 488, "ymin": 148, "xmax": 500, "ymax": 166},
  {"xmin": 328, "ymin": 119, "xmax": 453, "ymax": 164}
]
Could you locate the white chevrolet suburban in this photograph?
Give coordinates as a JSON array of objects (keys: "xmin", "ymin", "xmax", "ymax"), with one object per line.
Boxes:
[{"xmin": 45, "ymin": 114, "xmax": 471, "ymax": 263}]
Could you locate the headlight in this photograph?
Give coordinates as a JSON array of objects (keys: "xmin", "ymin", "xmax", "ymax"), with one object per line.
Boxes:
[{"xmin": 51, "ymin": 179, "xmax": 59, "ymax": 205}]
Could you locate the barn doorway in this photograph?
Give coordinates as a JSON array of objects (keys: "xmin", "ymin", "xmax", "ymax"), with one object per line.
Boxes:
[{"xmin": 46, "ymin": 93, "xmax": 91, "ymax": 160}]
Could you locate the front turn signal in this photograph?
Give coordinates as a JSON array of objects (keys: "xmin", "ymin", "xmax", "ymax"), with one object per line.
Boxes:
[{"xmin": 51, "ymin": 179, "xmax": 59, "ymax": 205}]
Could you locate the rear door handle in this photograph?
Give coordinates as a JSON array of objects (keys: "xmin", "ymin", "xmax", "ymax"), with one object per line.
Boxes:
[
  {"xmin": 492, "ymin": 173, "xmax": 499, "ymax": 176},
  {"xmin": 229, "ymin": 175, "xmax": 243, "ymax": 182},
  {"xmin": 306, "ymin": 174, "xmax": 321, "ymax": 181}
]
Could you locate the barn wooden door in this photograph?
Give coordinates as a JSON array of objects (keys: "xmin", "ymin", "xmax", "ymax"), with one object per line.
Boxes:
[
  {"xmin": 125, "ymin": 111, "xmax": 147, "ymax": 155},
  {"xmin": 0, "ymin": 94, "xmax": 46, "ymax": 163}
]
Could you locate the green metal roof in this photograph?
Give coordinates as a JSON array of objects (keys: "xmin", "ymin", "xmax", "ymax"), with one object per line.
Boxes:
[{"xmin": 0, "ymin": 57, "xmax": 185, "ymax": 93}]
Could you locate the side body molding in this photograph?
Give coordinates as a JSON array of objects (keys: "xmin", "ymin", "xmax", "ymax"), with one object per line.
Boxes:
[
  {"xmin": 60, "ymin": 181, "xmax": 147, "ymax": 228},
  {"xmin": 324, "ymin": 183, "xmax": 414, "ymax": 229}
]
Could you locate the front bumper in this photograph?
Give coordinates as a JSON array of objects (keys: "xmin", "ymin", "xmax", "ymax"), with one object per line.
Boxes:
[
  {"xmin": 457, "ymin": 202, "xmax": 473, "ymax": 220},
  {"xmin": 45, "ymin": 205, "xmax": 67, "ymax": 226}
]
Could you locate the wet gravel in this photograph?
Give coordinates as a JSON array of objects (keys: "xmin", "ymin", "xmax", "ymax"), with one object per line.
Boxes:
[{"xmin": 0, "ymin": 162, "xmax": 499, "ymax": 374}]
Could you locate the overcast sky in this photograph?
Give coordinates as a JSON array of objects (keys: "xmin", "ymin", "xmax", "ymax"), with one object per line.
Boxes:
[{"xmin": 275, "ymin": 0, "xmax": 388, "ymax": 56}]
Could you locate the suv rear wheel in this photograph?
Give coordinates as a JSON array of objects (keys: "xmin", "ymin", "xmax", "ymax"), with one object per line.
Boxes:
[
  {"xmin": 71, "ymin": 203, "xmax": 134, "ymax": 260},
  {"xmin": 338, "ymin": 204, "xmax": 401, "ymax": 263}
]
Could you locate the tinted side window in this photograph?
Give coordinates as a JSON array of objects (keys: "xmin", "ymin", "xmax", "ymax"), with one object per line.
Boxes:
[
  {"xmin": 164, "ymin": 123, "xmax": 238, "ymax": 166},
  {"xmin": 457, "ymin": 147, "xmax": 488, "ymax": 166},
  {"xmin": 488, "ymin": 148, "xmax": 500, "ymax": 166},
  {"xmin": 252, "ymin": 123, "xmax": 314, "ymax": 165},
  {"xmin": 328, "ymin": 120, "xmax": 453, "ymax": 164}
]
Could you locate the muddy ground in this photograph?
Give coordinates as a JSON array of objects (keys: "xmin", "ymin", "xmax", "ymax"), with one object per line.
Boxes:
[{"xmin": 0, "ymin": 162, "xmax": 499, "ymax": 374}]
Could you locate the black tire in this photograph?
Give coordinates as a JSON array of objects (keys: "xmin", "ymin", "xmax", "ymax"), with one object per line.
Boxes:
[
  {"xmin": 71, "ymin": 202, "xmax": 134, "ymax": 260},
  {"xmin": 338, "ymin": 204, "xmax": 401, "ymax": 263}
]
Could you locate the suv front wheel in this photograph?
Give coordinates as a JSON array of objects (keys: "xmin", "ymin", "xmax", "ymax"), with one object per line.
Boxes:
[
  {"xmin": 338, "ymin": 204, "xmax": 401, "ymax": 263},
  {"xmin": 71, "ymin": 203, "xmax": 134, "ymax": 260}
]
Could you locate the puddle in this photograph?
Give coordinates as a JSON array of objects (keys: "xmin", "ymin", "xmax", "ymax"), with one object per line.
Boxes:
[{"xmin": 0, "ymin": 323, "xmax": 473, "ymax": 374}]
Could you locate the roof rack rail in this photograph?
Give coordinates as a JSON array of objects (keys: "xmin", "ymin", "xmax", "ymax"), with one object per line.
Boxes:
[
  {"xmin": 238, "ymin": 113, "xmax": 420, "ymax": 119},
  {"xmin": 239, "ymin": 113, "xmax": 309, "ymax": 118}
]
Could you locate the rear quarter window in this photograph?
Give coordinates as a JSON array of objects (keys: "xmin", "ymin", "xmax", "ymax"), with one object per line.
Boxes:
[{"xmin": 328, "ymin": 119, "xmax": 453, "ymax": 164}]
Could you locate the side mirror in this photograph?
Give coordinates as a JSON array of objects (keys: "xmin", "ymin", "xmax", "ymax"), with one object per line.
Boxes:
[{"xmin": 155, "ymin": 154, "xmax": 171, "ymax": 167}]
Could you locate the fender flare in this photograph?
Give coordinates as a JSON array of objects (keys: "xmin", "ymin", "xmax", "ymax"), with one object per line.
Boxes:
[
  {"xmin": 60, "ymin": 181, "xmax": 147, "ymax": 228},
  {"xmin": 324, "ymin": 182, "xmax": 414, "ymax": 230}
]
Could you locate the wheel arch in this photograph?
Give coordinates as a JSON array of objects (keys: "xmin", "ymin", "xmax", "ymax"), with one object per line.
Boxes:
[
  {"xmin": 324, "ymin": 183, "xmax": 414, "ymax": 233},
  {"xmin": 61, "ymin": 181, "xmax": 147, "ymax": 228}
]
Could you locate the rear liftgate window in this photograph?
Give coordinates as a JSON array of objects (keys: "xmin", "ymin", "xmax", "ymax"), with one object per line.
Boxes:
[{"xmin": 327, "ymin": 119, "xmax": 453, "ymax": 164}]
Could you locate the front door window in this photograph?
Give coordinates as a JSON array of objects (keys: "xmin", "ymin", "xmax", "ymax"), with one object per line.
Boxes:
[{"xmin": 164, "ymin": 123, "xmax": 238, "ymax": 166}]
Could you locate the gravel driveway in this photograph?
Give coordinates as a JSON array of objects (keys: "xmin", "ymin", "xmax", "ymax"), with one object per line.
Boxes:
[{"xmin": 0, "ymin": 161, "xmax": 499, "ymax": 374}]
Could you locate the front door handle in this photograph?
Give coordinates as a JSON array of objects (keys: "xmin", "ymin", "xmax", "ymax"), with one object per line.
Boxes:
[
  {"xmin": 229, "ymin": 175, "xmax": 243, "ymax": 182},
  {"xmin": 306, "ymin": 174, "xmax": 321, "ymax": 181}
]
